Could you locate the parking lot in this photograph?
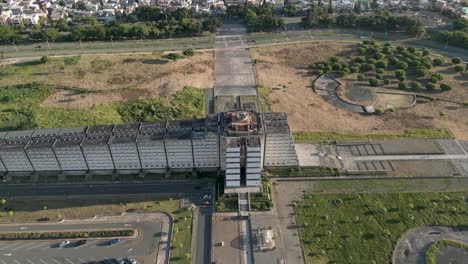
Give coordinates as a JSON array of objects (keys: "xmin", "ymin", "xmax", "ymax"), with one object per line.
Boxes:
[{"xmin": 0, "ymin": 214, "xmax": 167, "ymax": 264}]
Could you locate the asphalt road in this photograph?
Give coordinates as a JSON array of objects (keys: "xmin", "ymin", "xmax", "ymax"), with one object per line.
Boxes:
[
  {"xmin": 2, "ymin": 28, "xmax": 466, "ymax": 61},
  {"xmin": 0, "ymin": 181, "xmax": 208, "ymax": 198},
  {"xmin": 0, "ymin": 222, "xmax": 161, "ymax": 264}
]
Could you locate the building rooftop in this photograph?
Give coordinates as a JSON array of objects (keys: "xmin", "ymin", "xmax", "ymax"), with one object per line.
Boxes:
[
  {"xmin": 137, "ymin": 133, "xmax": 165, "ymax": 142},
  {"xmin": 81, "ymin": 136, "xmax": 110, "ymax": 146},
  {"xmin": 167, "ymin": 120, "xmax": 193, "ymax": 130},
  {"xmin": 113, "ymin": 123, "xmax": 140, "ymax": 135},
  {"xmin": 109, "ymin": 134, "xmax": 137, "ymax": 144},
  {"xmin": 53, "ymin": 137, "xmax": 83, "ymax": 148},
  {"xmin": 32, "ymin": 128, "xmax": 61, "ymax": 138},
  {"xmin": 59, "ymin": 126, "xmax": 87, "ymax": 137},
  {"xmin": 86, "ymin": 125, "xmax": 114, "ymax": 136},
  {"xmin": 4, "ymin": 129, "xmax": 34, "ymax": 139},
  {"xmin": 26, "ymin": 139, "xmax": 56, "ymax": 149},
  {"xmin": 140, "ymin": 121, "xmax": 167, "ymax": 134}
]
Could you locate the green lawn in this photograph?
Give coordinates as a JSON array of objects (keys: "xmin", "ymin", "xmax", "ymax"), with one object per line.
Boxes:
[
  {"xmin": 296, "ymin": 192, "xmax": 468, "ymax": 264},
  {"xmin": 0, "ymin": 83, "xmax": 204, "ymax": 131},
  {"xmin": 293, "ymin": 129, "xmax": 453, "ymax": 143}
]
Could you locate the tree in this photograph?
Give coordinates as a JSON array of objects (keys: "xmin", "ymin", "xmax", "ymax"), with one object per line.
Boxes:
[
  {"xmin": 183, "ymin": 48, "xmax": 194, "ymax": 56},
  {"xmin": 0, "ymin": 198, "xmax": 5, "ymax": 205},
  {"xmin": 395, "ymin": 69, "xmax": 406, "ymax": 79},
  {"xmin": 440, "ymin": 83, "xmax": 452, "ymax": 91},
  {"xmin": 369, "ymin": 78, "xmax": 378, "ymax": 87},
  {"xmin": 185, "ymin": 253, "xmax": 191, "ymax": 260},
  {"xmin": 202, "ymin": 18, "xmax": 221, "ymax": 33},
  {"xmin": 411, "ymin": 81, "xmax": 422, "ymax": 90},
  {"xmin": 42, "ymin": 28, "xmax": 60, "ymax": 41},
  {"xmin": 40, "ymin": 56, "xmax": 49, "ymax": 64},
  {"xmin": 433, "ymin": 58, "xmax": 444, "ymax": 66},
  {"xmin": 75, "ymin": 1, "xmax": 86, "ymax": 10},
  {"xmin": 7, "ymin": 210, "xmax": 14, "ymax": 216},
  {"xmin": 454, "ymin": 65, "xmax": 465, "ymax": 72},
  {"xmin": 0, "ymin": 25, "xmax": 18, "ymax": 43},
  {"xmin": 451, "ymin": 57, "xmax": 462, "ymax": 64},
  {"xmin": 425, "ymin": 82, "xmax": 435, "ymax": 90},
  {"xmin": 415, "ymin": 67, "xmax": 429, "ymax": 77},
  {"xmin": 357, "ymin": 74, "xmax": 364, "ymax": 81},
  {"xmin": 398, "ymin": 82, "xmax": 407, "ymax": 89},
  {"xmin": 396, "ymin": 61, "xmax": 408, "ymax": 70}
]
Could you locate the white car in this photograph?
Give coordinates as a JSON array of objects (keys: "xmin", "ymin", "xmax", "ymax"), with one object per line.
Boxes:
[{"xmin": 58, "ymin": 240, "xmax": 70, "ymax": 247}]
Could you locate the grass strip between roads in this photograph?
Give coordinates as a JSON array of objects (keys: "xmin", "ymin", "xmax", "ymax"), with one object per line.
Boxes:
[
  {"xmin": 0, "ymin": 229, "xmax": 136, "ymax": 241},
  {"xmin": 424, "ymin": 240, "xmax": 468, "ymax": 264},
  {"xmin": 293, "ymin": 129, "xmax": 454, "ymax": 143}
]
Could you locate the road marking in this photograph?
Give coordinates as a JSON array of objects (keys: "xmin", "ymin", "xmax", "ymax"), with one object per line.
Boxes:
[
  {"xmin": 26, "ymin": 242, "xmax": 48, "ymax": 250},
  {"xmin": 12, "ymin": 241, "xmax": 36, "ymax": 251},
  {"xmin": 14, "ymin": 260, "xmax": 21, "ymax": 264},
  {"xmin": 77, "ymin": 240, "xmax": 98, "ymax": 249},
  {"xmin": 26, "ymin": 259, "xmax": 34, "ymax": 264},
  {"xmin": 39, "ymin": 259, "xmax": 48, "ymax": 264},
  {"xmin": 78, "ymin": 258, "xmax": 86, "ymax": 264},
  {"xmin": 0, "ymin": 242, "xmax": 20, "ymax": 250},
  {"xmin": 0, "ymin": 260, "xmax": 7, "ymax": 264},
  {"xmin": 52, "ymin": 258, "xmax": 62, "ymax": 264},
  {"xmin": 64, "ymin": 258, "xmax": 74, "ymax": 264}
]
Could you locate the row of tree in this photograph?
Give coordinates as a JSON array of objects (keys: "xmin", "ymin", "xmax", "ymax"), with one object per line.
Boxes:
[
  {"xmin": 430, "ymin": 18, "xmax": 468, "ymax": 49},
  {"xmin": 302, "ymin": 7, "xmax": 425, "ymax": 36},
  {"xmin": 227, "ymin": 5, "xmax": 284, "ymax": 32},
  {"xmin": 0, "ymin": 7, "xmax": 221, "ymax": 43}
]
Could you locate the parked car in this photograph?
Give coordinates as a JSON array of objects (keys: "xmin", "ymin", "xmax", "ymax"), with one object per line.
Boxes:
[
  {"xmin": 125, "ymin": 257, "xmax": 137, "ymax": 264},
  {"xmin": 200, "ymin": 193, "xmax": 212, "ymax": 199},
  {"xmin": 75, "ymin": 240, "xmax": 87, "ymax": 246},
  {"xmin": 107, "ymin": 238, "xmax": 121, "ymax": 245},
  {"xmin": 58, "ymin": 240, "xmax": 70, "ymax": 247}
]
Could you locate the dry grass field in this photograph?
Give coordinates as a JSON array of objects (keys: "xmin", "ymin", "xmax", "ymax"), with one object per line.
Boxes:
[
  {"xmin": 251, "ymin": 42, "xmax": 468, "ymax": 139},
  {"xmin": 0, "ymin": 52, "xmax": 213, "ymax": 109}
]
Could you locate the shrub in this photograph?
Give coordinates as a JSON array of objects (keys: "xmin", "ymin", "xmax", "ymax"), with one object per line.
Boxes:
[
  {"xmin": 425, "ymin": 82, "xmax": 436, "ymax": 90},
  {"xmin": 454, "ymin": 65, "xmax": 465, "ymax": 72},
  {"xmin": 464, "ymin": 101, "xmax": 468, "ymax": 107},
  {"xmin": 398, "ymin": 76, "xmax": 407, "ymax": 82},
  {"xmin": 332, "ymin": 62, "xmax": 343, "ymax": 71},
  {"xmin": 376, "ymin": 68, "xmax": 385, "ymax": 74},
  {"xmin": 395, "ymin": 70, "xmax": 406, "ymax": 78},
  {"xmin": 369, "ymin": 78, "xmax": 379, "ymax": 87},
  {"xmin": 388, "ymin": 57, "xmax": 399, "ymax": 65},
  {"xmin": 411, "ymin": 81, "xmax": 422, "ymax": 91},
  {"xmin": 182, "ymin": 48, "xmax": 194, "ymax": 56},
  {"xmin": 383, "ymin": 79, "xmax": 390, "ymax": 85},
  {"xmin": 350, "ymin": 66, "xmax": 360, "ymax": 73},
  {"xmin": 340, "ymin": 68, "xmax": 350, "ymax": 76},
  {"xmin": 40, "ymin": 56, "xmax": 49, "ymax": 64},
  {"xmin": 63, "ymin": 56, "xmax": 81, "ymax": 65},
  {"xmin": 166, "ymin": 53, "xmax": 182, "ymax": 60},
  {"xmin": 358, "ymin": 47, "xmax": 366, "ymax": 53},
  {"xmin": 396, "ymin": 46, "xmax": 405, "ymax": 52},
  {"xmin": 374, "ymin": 53, "xmax": 384, "ymax": 60},
  {"xmin": 432, "ymin": 73, "xmax": 443, "ymax": 81},
  {"xmin": 428, "ymin": 77, "xmax": 439, "ymax": 83},
  {"xmin": 367, "ymin": 58, "xmax": 377, "ymax": 65},
  {"xmin": 376, "ymin": 74, "xmax": 383, "ymax": 80},
  {"xmin": 422, "ymin": 50, "xmax": 430, "ymax": 56},
  {"xmin": 423, "ymin": 61, "xmax": 432, "ymax": 69},
  {"xmin": 374, "ymin": 108, "xmax": 384, "ymax": 114},
  {"xmin": 396, "ymin": 61, "xmax": 408, "ymax": 70},
  {"xmin": 433, "ymin": 58, "xmax": 444, "ymax": 66},
  {"xmin": 329, "ymin": 56, "xmax": 340, "ymax": 63},
  {"xmin": 361, "ymin": 64, "xmax": 375, "ymax": 72},
  {"xmin": 316, "ymin": 70, "xmax": 324, "ymax": 75},
  {"xmin": 440, "ymin": 83, "xmax": 452, "ymax": 91},
  {"xmin": 357, "ymin": 74, "xmax": 364, "ymax": 81},
  {"xmin": 451, "ymin": 57, "xmax": 461, "ymax": 64},
  {"xmin": 398, "ymin": 82, "xmax": 407, "ymax": 89},
  {"xmin": 409, "ymin": 60, "xmax": 421, "ymax": 67},
  {"xmin": 415, "ymin": 67, "xmax": 429, "ymax": 77},
  {"xmin": 323, "ymin": 66, "xmax": 332, "ymax": 72},
  {"xmin": 375, "ymin": 61, "xmax": 387, "ymax": 69},
  {"xmin": 407, "ymin": 46, "xmax": 416, "ymax": 53},
  {"xmin": 354, "ymin": 56, "xmax": 366, "ymax": 63}
]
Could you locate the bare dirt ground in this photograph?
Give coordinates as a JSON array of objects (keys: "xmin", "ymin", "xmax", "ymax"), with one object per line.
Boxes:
[
  {"xmin": 2, "ymin": 52, "xmax": 214, "ymax": 109},
  {"xmin": 251, "ymin": 42, "xmax": 468, "ymax": 139}
]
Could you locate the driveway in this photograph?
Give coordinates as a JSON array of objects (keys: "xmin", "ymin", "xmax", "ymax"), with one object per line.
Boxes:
[{"xmin": 393, "ymin": 226, "xmax": 468, "ymax": 264}]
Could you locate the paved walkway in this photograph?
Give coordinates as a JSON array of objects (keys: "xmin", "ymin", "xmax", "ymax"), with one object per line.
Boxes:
[
  {"xmin": 352, "ymin": 154, "xmax": 468, "ymax": 161},
  {"xmin": 393, "ymin": 226, "xmax": 468, "ymax": 264},
  {"xmin": 214, "ymin": 22, "xmax": 257, "ymax": 97}
]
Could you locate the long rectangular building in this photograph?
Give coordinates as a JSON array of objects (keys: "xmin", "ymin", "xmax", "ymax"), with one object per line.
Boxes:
[{"xmin": 0, "ymin": 111, "xmax": 298, "ymax": 190}]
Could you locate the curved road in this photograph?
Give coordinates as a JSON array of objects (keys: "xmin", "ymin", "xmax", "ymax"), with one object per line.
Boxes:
[{"xmin": 393, "ymin": 226, "xmax": 468, "ymax": 264}]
